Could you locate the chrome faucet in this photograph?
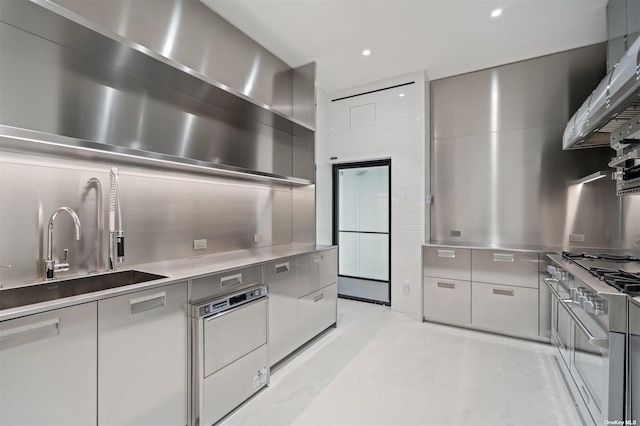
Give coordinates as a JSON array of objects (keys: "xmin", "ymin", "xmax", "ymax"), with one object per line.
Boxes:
[
  {"xmin": 108, "ymin": 167, "xmax": 124, "ymax": 270},
  {"xmin": 45, "ymin": 207, "xmax": 82, "ymax": 280}
]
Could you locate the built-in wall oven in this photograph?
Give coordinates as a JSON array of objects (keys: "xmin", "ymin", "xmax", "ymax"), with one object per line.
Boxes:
[{"xmin": 546, "ymin": 253, "xmax": 628, "ymax": 426}]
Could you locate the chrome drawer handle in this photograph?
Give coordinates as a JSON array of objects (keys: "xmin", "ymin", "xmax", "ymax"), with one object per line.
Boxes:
[
  {"xmin": 493, "ymin": 288, "xmax": 514, "ymax": 296},
  {"xmin": 437, "ymin": 282, "xmax": 456, "ymax": 290},
  {"xmin": 493, "ymin": 253, "xmax": 514, "ymax": 263},
  {"xmin": 0, "ymin": 318, "xmax": 59, "ymax": 340},
  {"xmin": 130, "ymin": 292, "xmax": 166, "ymax": 315},
  {"xmin": 275, "ymin": 262, "xmax": 289, "ymax": 274},
  {"xmin": 314, "ymin": 255, "xmax": 324, "ymax": 263},
  {"xmin": 437, "ymin": 250, "xmax": 455, "ymax": 258},
  {"xmin": 221, "ymin": 273, "xmax": 242, "ymax": 287},
  {"xmin": 314, "ymin": 293, "xmax": 324, "ymax": 302}
]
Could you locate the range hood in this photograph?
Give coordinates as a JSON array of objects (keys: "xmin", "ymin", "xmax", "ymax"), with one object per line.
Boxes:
[{"xmin": 563, "ymin": 36, "xmax": 640, "ymax": 151}]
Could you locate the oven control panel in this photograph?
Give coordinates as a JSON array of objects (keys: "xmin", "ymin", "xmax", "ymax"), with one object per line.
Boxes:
[
  {"xmin": 198, "ymin": 285, "xmax": 268, "ymax": 318},
  {"xmin": 570, "ymin": 287, "xmax": 607, "ymax": 316}
]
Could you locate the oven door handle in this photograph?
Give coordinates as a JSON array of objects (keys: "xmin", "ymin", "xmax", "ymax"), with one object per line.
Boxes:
[{"xmin": 544, "ymin": 278, "xmax": 609, "ymax": 349}]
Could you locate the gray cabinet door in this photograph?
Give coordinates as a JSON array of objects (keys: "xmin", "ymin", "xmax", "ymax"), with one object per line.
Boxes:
[
  {"xmin": 423, "ymin": 247, "xmax": 471, "ymax": 280},
  {"xmin": 264, "ymin": 257, "xmax": 299, "ymax": 365},
  {"xmin": 98, "ymin": 282, "xmax": 188, "ymax": 426},
  {"xmin": 298, "ymin": 249, "xmax": 337, "ymax": 298},
  {"xmin": 0, "ymin": 302, "xmax": 97, "ymax": 426},
  {"xmin": 297, "ymin": 283, "xmax": 337, "ymax": 346},
  {"xmin": 471, "ymin": 282, "xmax": 538, "ymax": 339},
  {"xmin": 423, "ymin": 277, "xmax": 471, "ymax": 327},
  {"xmin": 471, "ymin": 251, "xmax": 539, "ymax": 289}
]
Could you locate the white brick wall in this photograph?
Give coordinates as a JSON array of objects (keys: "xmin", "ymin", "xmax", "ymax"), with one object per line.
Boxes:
[{"xmin": 316, "ymin": 71, "xmax": 428, "ymax": 320}]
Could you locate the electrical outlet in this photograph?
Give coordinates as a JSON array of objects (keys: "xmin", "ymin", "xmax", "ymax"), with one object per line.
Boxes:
[
  {"xmin": 569, "ymin": 234, "xmax": 585, "ymax": 243},
  {"xmin": 402, "ymin": 282, "xmax": 410, "ymax": 294},
  {"xmin": 634, "ymin": 238, "xmax": 640, "ymax": 248},
  {"xmin": 254, "ymin": 234, "xmax": 262, "ymax": 243},
  {"xmin": 193, "ymin": 239, "xmax": 207, "ymax": 250}
]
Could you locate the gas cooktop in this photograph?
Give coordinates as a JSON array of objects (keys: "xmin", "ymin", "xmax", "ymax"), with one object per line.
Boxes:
[{"xmin": 562, "ymin": 251, "xmax": 640, "ymax": 296}]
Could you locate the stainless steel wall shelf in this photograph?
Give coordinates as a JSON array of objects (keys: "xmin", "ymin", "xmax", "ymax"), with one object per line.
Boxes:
[
  {"xmin": 0, "ymin": 0, "xmax": 314, "ymax": 135},
  {"xmin": 0, "ymin": 126, "xmax": 313, "ymax": 186}
]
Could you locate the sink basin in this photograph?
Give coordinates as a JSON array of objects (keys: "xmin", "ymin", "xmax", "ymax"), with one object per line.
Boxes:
[{"xmin": 0, "ymin": 270, "xmax": 167, "ymax": 310}]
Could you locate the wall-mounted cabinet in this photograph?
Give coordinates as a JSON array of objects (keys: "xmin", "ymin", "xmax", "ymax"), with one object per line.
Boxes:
[{"xmin": 0, "ymin": 0, "xmax": 316, "ymax": 184}]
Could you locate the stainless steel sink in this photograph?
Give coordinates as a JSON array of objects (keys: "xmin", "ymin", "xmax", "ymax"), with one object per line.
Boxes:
[{"xmin": 0, "ymin": 270, "xmax": 167, "ymax": 310}]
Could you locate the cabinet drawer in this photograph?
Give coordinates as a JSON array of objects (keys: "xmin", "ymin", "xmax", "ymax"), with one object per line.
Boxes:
[
  {"xmin": 264, "ymin": 257, "xmax": 298, "ymax": 297},
  {"xmin": 423, "ymin": 277, "xmax": 471, "ymax": 327},
  {"xmin": 472, "ymin": 282, "xmax": 538, "ymax": 339},
  {"xmin": 192, "ymin": 264, "xmax": 263, "ymax": 302},
  {"xmin": 318, "ymin": 248, "xmax": 338, "ymax": 288},
  {"xmin": 298, "ymin": 283, "xmax": 337, "ymax": 346},
  {"xmin": 298, "ymin": 249, "xmax": 337, "ymax": 297},
  {"xmin": 472, "ymin": 250, "xmax": 539, "ymax": 288},
  {"xmin": 423, "ymin": 247, "xmax": 471, "ymax": 280}
]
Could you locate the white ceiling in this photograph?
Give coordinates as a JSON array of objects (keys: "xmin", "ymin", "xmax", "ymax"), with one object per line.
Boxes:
[{"xmin": 203, "ymin": 0, "xmax": 608, "ymax": 93}]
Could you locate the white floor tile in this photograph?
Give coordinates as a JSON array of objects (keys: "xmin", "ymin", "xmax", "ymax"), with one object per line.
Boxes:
[{"xmin": 221, "ymin": 299, "xmax": 582, "ymax": 426}]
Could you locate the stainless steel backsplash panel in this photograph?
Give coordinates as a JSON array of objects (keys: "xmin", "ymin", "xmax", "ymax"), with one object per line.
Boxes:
[
  {"xmin": 430, "ymin": 44, "xmax": 623, "ymax": 248},
  {"xmin": 0, "ymin": 150, "xmax": 294, "ymax": 288}
]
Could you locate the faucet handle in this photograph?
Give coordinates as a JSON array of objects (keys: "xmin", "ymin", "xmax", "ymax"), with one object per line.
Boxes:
[{"xmin": 63, "ymin": 249, "xmax": 69, "ymax": 263}]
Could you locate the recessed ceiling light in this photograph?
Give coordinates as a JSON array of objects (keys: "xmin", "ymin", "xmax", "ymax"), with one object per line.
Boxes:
[
  {"xmin": 398, "ymin": 93, "xmax": 405, "ymax": 98},
  {"xmin": 362, "ymin": 49, "xmax": 371, "ymax": 56},
  {"xmin": 491, "ymin": 8, "xmax": 502, "ymax": 18}
]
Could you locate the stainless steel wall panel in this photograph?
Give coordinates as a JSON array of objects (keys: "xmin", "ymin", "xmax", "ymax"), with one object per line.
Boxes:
[
  {"xmin": 52, "ymin": 0, "xmax": 293, "ymax": 114},
  {"xmin": 293, "ymin": 62, "xmax": 317, "ymax": 128},
  {"xmin": 0, "ymin": 22, "xmax": 295, "ymax": 178},
  {"xmin": 293, "ymin": 126, "xmax": 315, "ymax": 181},
  {"xmin": 431, "ymin": 124, "xmax": 620, "ymax": 247},
  {"xmin": 292, "ymin": 185, "xmax": 316, "ymax": 244},
  {"xmin": 0, "ymin": 150, "xmax": 294, "ymax": 288},
  {"xmin": 621, "ymin": 197, "xmax": 640, "ymax": 255},
  {"xmin": 431, "ymin": 44, "xmax": 606, "ymax": 140}
]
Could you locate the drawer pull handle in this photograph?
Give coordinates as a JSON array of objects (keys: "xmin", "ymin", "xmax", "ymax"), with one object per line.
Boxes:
[
  {"xmin": 493, "ymin": 253, "xmax": 514, "ymax": 263},
  {"xmin": 221, "ymin": 273, "xmax": 243, "ymax": 287},
  {"xmin": 130, "ymin": 292, "xmax": 166, "ymax": 315},
  {"xmin": 581, "ymin": 385, "xmax": 590, "ymax": 405},
  {"xmin": 275, "ymin": 262, "xmax": 290, "ymax": 274},
  {"xmin": 437, "ymin": 250, "xmax": 456, "ymax": 258},
  {"xmin": 314, "ymin": 293, "xmax": 324, "ymax": 302},
  {"xmin": 437, "ymin": 282, "xmax": 456, "ymax": 289},
  {"xmin": 0, "ymin": 318, "xmax": 59, "ymax": 341},
  {"xmin": 493, "ymin": 288, "xmax": 515, "ymax": 296},
  {"xmin": 314, "ymin": 255, "xmax": 324, "ymax": 263}
]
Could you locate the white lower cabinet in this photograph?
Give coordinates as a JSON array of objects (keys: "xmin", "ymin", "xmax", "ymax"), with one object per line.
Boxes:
[
  {"xmin": 423, "ymin": 277, "xmax": 471, "ymax": 327},
  {"xmin": 98, "ymin": 282, "xmax": 188, "ymax": 426},
  {"xmin": 471, "ymin": 282, "xmax": 538, "ymax": 339},
  {"xmin": 298, "ymin": 283, "xmax": 337, "ymax": 346},
  {"xmin": 0, "ymin": 302, "xmax": 97, "ymax": 426}
]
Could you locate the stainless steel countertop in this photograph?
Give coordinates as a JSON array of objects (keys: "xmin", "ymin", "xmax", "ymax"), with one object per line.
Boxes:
[
  {"xmin": 423, "ymin": 241, "xmax": 556, "ymax": 253},
  {"xmin": 0, "ymin": 243, "xmax": 335, "ymax": 322}
]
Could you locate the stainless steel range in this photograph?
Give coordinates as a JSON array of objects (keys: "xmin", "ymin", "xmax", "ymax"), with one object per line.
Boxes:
[{"xmin": 545, "ymin": 252, "xmax": 631, "ymax": 426}]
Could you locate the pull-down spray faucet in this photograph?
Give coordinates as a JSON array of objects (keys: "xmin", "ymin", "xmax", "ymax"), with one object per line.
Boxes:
[{"xmin": 108, "ymin": 167, "xmax": 124, "ymax": 270}]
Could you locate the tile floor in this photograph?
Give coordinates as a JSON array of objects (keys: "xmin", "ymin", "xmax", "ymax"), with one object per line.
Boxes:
[{"xmin": 221, "ymin": 299, "xmax": 582, "ymax": 426}]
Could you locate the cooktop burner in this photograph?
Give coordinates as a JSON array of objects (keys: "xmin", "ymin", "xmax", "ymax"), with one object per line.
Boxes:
[{"xmin": 562, "ymin": 252, "xmax": 640, "ymax": 296}]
